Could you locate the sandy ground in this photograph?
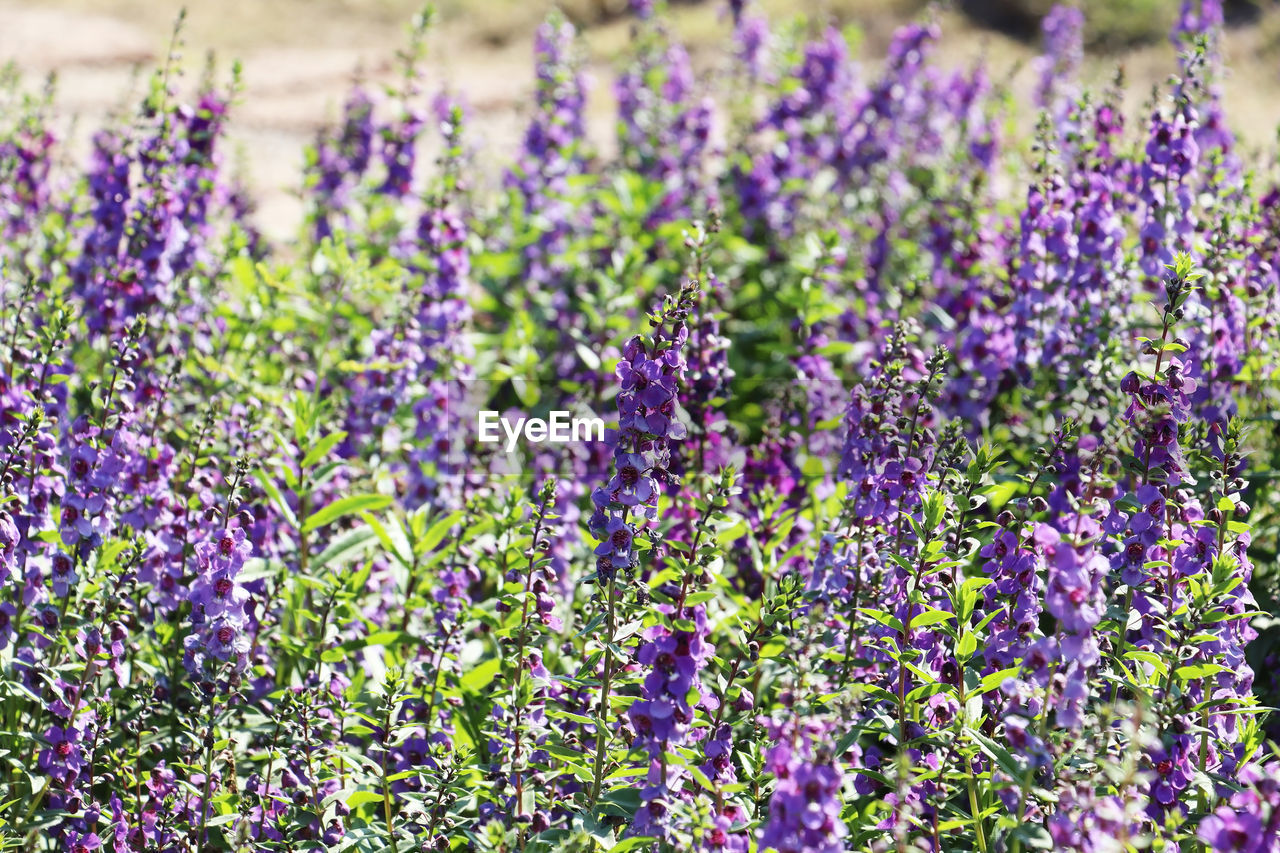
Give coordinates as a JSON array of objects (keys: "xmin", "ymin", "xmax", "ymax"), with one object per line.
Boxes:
[
  {"xmin": 0, "ymin": 0, "xmax": 517, "ymax": 238},
  {"xmin": 3, "ymin": 0, "xmax": 1280, "ymax": 241}
]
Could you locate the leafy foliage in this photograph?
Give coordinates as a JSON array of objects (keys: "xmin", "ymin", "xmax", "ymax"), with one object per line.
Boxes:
[{"xmin": 0, "ymin": 1, "xmax": 1279, "ymax": 852}]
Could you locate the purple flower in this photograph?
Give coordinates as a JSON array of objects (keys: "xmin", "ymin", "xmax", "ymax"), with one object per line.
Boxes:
[
  {"xmin": 1033, "ymin": 5, "xmax": 1084, "ymax": 119},
  {"xmin": 0, "ymin": 602, "xmax": 15, "ymax": 650},
  {"xmin": 505, "ymin": 12, "xmax": 588, "ymax": 290},
  {"xmin": 594, "ymin": 515, "xmax": 634, "ymax": 561},
  {"xmin": 0, "ymin": 511, "xmax": 18, "ymax": 587},
  {"xmin": 184, "ymin": 520, "xmax": 253, "ymax": 679},
  {"xmin": 605, "ymin": 452, "xmax": 656, "ymax": 507},
  {"xmin": 38, "ymin": 725, "xmax": 87, "ymax": 783},
  {"xmin": 1197, "ymin": 811, "xmax": 1263, "ymax": 851},
  {"xmin": 50, "ymin": 550, "xmax": 77, "ymax": 598},
  {"xmin": 65, "ymin": 831, "xmax": 102, "ymax": 853},
  {"xmin": 759, "ymin": 718, "xmax": 847, "ymax": 853},
  {"xmin": 591, "ymin": 294, "xmax": 694, "ymax": 578}
]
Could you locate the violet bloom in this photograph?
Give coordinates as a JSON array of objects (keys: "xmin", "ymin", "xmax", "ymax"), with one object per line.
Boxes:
[
  {"xmin": 978, "ymin": 524, "xmax": 1045, "ymax": 669},
  {"xmin": 734, "ymin": 13, "xmax": 770, "ymax": 83},
  {"xmin": 402, "ymin": 194, "xmax": 474, "ymax": 508},
  {"xmin": 604, "ymin": 452, "xmax": 657, "ymax": 508},
  {"xmin": 169, "ymin": 88, "xmax": 233, "ymax": 277},
  {"xmin": 0, "ymin": 602, "xmax": 15, "ymax": 650},
  {"xmin": 308, "ymin": 87, "xmax": 376, "ymax": 243},
  {"xmin": 50, "ymin": 550, "xmax": 77, "ymax": 598},
  {"xmin": 594, "ymin": 515, "xmax": 634, "ymax": 562},
  {"xmin": 183, "ymin": 523, "xmax": 253, "ymax": 679},
  {"xmin": 378, "ymin": 106, "xmax": 424, "ymax": 199},
  {"xmin": 674, "ymin": 273, "xmax": 736, "ymax": 474},
  {"xmin": 60, "ymin": 492, "xmax": 103, "ymax": 547},
  {"xmin": 836, "ymin": 21, "xmax": 940, "ymax": 183},
  {"xmin": 589, "ymin": 289, "xmax": 694, "ymax": 580},
  {"xmin": 0, "ymin": 510, "xmax": 17, "ymax": 587},
  {"xmin": 733, "ymin": 26, "xmax": 853, "ymax": 241},
  {"xmin": 616, "ymin": 23, "xmax": 716, "ymax": 226},
  {"xmin": 69, "ymin": 79, "xmax": 230, "ymax": 338},
  {"xmin": 628, "ymin": 605, "xmax": 715, "ymax": 837},
  {"xmin": 1043, "ymin": 531, "xmax": 1106, "ymax": 636},
  {"xmin": 1137, "ymin": 103, "xmax": 1199, "ymax": 282},
  {"xmin": 0, "ymin": 118, "xmax": 55, "ymax": 240},
  {"xmin": 1147, "ymin": 740, "xmax": 1194, "ymax": 810},
  {"xmin": 699, "ymin": 810, "xmax": 749, "ymax": 851},
  {"xmin": 1197, "ymin": 760, "xmax": 1280, "ymax": 850},
  {"xmin": 758, "ymin": 718, "xmax": 847, "ymax": 853},
  {"xmin": 1033, "ymin": 6, "xmax": 1084, "ymax": 120},
  {"xmin": 1198, "ymin": 811, "xmax": 1263, "ymax": 851},
  {"xmin": 38, "ymin": 725, "xmax": 87, "ymax": 784},
  {"xmin": 505, "ymin": 12, "xmax": 587, "ymax": 290},
  {"xmin": 1042, "ymin": 516, "xmax": 1106, "ymax": 729},
  {"xmin": 64, "ymin": 832, "xmax": 101, "ymax": 853}
]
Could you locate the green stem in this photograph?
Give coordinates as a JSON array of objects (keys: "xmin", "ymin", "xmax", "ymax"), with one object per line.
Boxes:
[
  {"xmin": 197, "ymin": 723, "xmax": 216, "ymax": 853},
  {"xmin": 380, "ymin": 686, "xmax": 399, "ymax": 853},
  {"xmin": 588, "ymin": 573, "xmax": 618, "ymax": 805}
]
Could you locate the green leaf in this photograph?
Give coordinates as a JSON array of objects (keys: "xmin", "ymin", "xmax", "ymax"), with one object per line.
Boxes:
[
  {"xmin": 859, "ymin": 608, "xmax": 905, "ymax": 635},
  {"xmin": 312, "ymin": 526, "xmax": 378, "ymax": 571},
  {"xmin": 1123, "ymin": 649, "xmax": 1168, "ymax": 678},
  {"xmin": 345, "ymin": 790, "xmax": 383, "ymax": 808},
  {"xmin": 715, "ymin": 520, "xmax": 748, "ymax": 546},
  {"xmin": 236, "ymin": 558, "xmax": 282, "ymax": 585},
  {"xmin": 979, "ymin": 666, "xmax": 1020, "ymax": 693},
  {"xmin": 906, "ymin": 682, "xmax": 952, "ymax": 702},
  {"xmin": 609, "ymin": 837, "xmax": 658, "ymax": 852},
  {"xmin": 1174, "ymin": 662, "xmax": 1229, "ymax": 681},
  {"xmin": 921, "ymin": 489, "xmax": 947, "ymax": 532},
  {"xmin": 909, "ymin": 609, "xmax": 955, "ymax": 631},
  {"xmin": 254, "ymin": 471, "xmax": 298, "ymax": 530},
  {"xmin": 363, "ymin": 512, "xmax": 412, "ymax": 567},
  {"xmin": 984, "ymin": 480, "xmax": 1020, "ymax": 510},
  {"xmin": 965, "ymin": 726, "xmax": 1023, "ymax": 780},
  {"xmin": 419, "ymin": 510, "xmax": 464, "ymax": 554},
  {"xmin": 574, "ymin": 342, "xmax": 602, "ymax": 371},
  {"xmin": 1009, "ymin": 823, "xmax": 1055, "ymax": 850},
  {"xmin": 303, "ymin": 495, "xmax": 393, "ymax": 533},
  {"xmin": 461, "ymin": 657, "xmax": 501, "ymax": 692},
  {"xmin": 300, "ymin": 431, "xmax": 348, "ymax": 470}
]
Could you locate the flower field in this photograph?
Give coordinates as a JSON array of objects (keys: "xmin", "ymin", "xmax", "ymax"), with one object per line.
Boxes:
[{"xmin": 3, "ymin": 0, "xmax": 1280, "ymax": 849}]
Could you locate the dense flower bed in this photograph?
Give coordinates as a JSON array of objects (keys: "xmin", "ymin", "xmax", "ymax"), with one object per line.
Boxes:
[{"xmin": 1, "ymin": 0, "xmax": 1279, "ymax": 850}]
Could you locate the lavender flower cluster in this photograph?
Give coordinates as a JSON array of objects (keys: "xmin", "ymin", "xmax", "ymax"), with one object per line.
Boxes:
[{"xmin": 1, "ymin": 1, "xmax": 1280, "ymax": 851}]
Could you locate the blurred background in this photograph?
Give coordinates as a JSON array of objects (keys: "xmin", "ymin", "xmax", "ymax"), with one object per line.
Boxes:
[{"xmin": 4, "ymin": 0, "xmax": 1278, "ymax": 239}]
